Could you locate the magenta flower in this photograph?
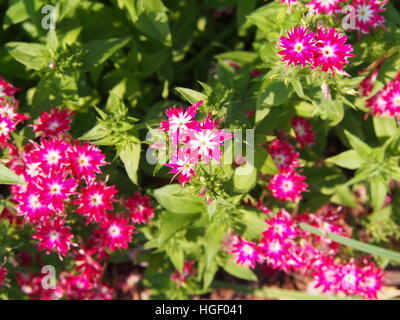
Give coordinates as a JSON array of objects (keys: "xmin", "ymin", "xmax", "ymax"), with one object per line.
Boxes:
[
  {"xmin": 29, "ymin": 138, "xmax": 69, "ymax": 173},
  {"xmin": 165, "ymin": 149, "xmax": 198, "ymax": 186},
  {"xmin": 73, "ymin": 181, "xmax": 118, "ymax": 224},
  {"xmin": 312, "ymin": 27, "xmax": 354, "ymax": 76},
  {"xmin": 0, "ymin": 267, "xmax": 7, "ymax": 287},
  {"xmin": 39, "ymin": 173, "xmax": 77, "ymax": 211},
  {"xmin": 0, "ymin": 76, "xmax": 19, "ymax": 97},
  {"xmin": 291, "ymin": 116, "xmax": 316, "ymax": 148},
  {"xmin": 31, "ymin": 108, "xmax": 74, "ymax": 137},
  {"xmin": 268, "ymin": 138, "xmax": 300, "ymax": 172},
  {"xmin": 160, "ymin": 100, "xmax": 202, "ymax": 143},
  {"xmin": 96, "ymin": 216, "xmax": 135, "ymax": 251},
  {"xmin": 33, "ymin": 218, "xmax": 74, "ymax": 257},
  {"xmin": 170, "ymin": 260, "xmax": 197, "ymax": 286},
  {"xmin": 0, "ymin": 116, "xmax": 16, "ymax": 148},
  {"xmin": 278, "ymin": 26, "xmax": 316, "ymax": 67},
  {"xmin": 125, "ymin": 192, "xmax": 155, "ymax": 224},
  {"xmin": 353, "ymin": 0, "xmax": 387, "ymax": 37},
  {"xmin": 67, "ymin": 141, "xmax": 108, "ymax": 182},
  {"xmin": 306, "ymin": 0, "xmax": 346, "ymax": 15},
  {"xmin": 268, "ymin": 169, "xmax": 308, "ymax": 202},
  {"xmin": 230, "ymin": 237, "xmax": 263, "ymax": 269}
]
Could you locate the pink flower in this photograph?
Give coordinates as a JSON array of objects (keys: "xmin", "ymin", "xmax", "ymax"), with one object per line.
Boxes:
[
  {"xmin": 263, "ymin": 209, "xmax": 298, "ymax": 240},
  {"xmin": 268, "ymin": 169, "xmax": 308, "ymax": 202},
  {"xmin": 291, "ymin": 116, "xmax": 315, "ymax": 147},
  {"xmin": 353, "ymin": 0, "xmax": 387, "ymax": 37},
  {"xmin": 230, "ymin": 237, "xmax": 263, "ymax": 269},
  {"xmin": 0, "ymin": 267, "xmax": 7, "ymax": 287},
  {"xmin": 312, "ymin": 27, "xmax": 354, "ymax": 75},
  {"xmin": 306, "ymin": 0, "xmax": 346, "ymax": 15},
  {"xmin": 160, "ymin": 101, "xmax": 202, "ymax": 143},
  {"xmin": 125, "ymin": 192, "xmax": 155, "ymax": 224},
  {"xmin": 29, "ymin": 138, "xmax": 70, "ymax": 173},
  {"xmin": 73, "ymin": 181, "xmax": 118, "ymax": 224},
  {"xmin": 171, "ymin": 260, "xmax": 197, "ymax": 286},
  {"xmin": 67, "ymin": 141, "xmax": 108, "ymax": 182},
  {"xmin": 39, "ymin": 173, "xmax": 77, "ymax": 211},
  {"xmin": 74, "ymin": 247, "xmax": 104, "ymax": 281},
  {"xmin": 268, "ymin": 138, "xmax": 300, "ymax": 172},
  {"xmin": 165, "ymin": 149, "xmax": 198, "ymax": 186},
  {"xmin": 31, "ymin": 108, "xmax": 74, "ymax": 137},
  {"xmin": 360, "ymin": 67, "xmax": 380, "ymax": 97},
  {"xmin": 33, "ymin": 218, "xmax": 74, "ymax": 257},
  {"xmin": 96, "ymin": 216, "xmax": 135, "ymax": 251},
  {"xmin": 278, "ymin": 26, "xmax": 316, "ymax": 67},
  {"xmin": 383, "ymin": 82, "xmax": 400, "ymax": 117},
  {"xmin": 0, "ymin": 76, "xmax": 19, "ymax": 97},
  {"xmin": 16, "ymin": 185, "xmax": 53, "ymax": 223},
  {"xmin": 187, "ymin": 114, "xmax": 232, "ymax": 163},
  {"xmin": 359, "ymin": 264, "xmax": 384, "ymax": 299},
  {"xmin": 0, "ymin": 115, "xmax": 16, "ymax": 148}
]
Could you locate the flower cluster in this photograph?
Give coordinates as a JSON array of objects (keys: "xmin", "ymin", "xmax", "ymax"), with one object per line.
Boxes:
[
  {"xmin": 266, "ymin": 117, "xmax": 314, "ymax": 202},
  {"xmin": 160, "ymin": 100, "xmax": 232, "ymax": 186},
  {"xmin": 0, "ymin": 77, "xmax": 28, "ymax": 148},
  {"xmin": 280, "ymin": 0, "xmax": 387, "ymax": 37},
  {"xmin": 278, "ymin": 26, "xmax": 354, "ymax": 76},
  {"xmin": 0, "ymin": 104, "xmax": 156, "ymax": 299},
  {"xmin": 366, "ymin": 71, "xmax": 400, "ymax": 118},
  {"xmin": 0, "ymin": 267, "xmax": 7, "ymax": 287},
  {"xmin": 230, "ymin": 207, "xmax": 384, "ymax": 299}
]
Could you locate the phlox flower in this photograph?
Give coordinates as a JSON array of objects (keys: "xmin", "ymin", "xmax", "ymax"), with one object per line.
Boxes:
[
  {"xmin": 0, "ymin": 267, "xmax": 7, "ymax": 287},
  {"xmin": 291, "ymin": 116, "xmax": 315, "ymax": 147},
  {"xmin": 29, "ymin": 138, "xmax": 70, "ymax": 173},
  {"xmin": 383, "ymin": 82, "xmax": 400, "ymax": 117},
  {"xmin": 0, "ymin": 115, "xmax": 16, "ymax": 148},
  {"xmin": 306, "ymin": 0, "xmax": 346, "ymax": 15},
  {"xmin": 165, "ymin": 149, "xmax": 198, "ymax": 186},
  {"xmin": 16, "ymin": 185, "xmax": 52, "ymax": 223},
  {"xmin": 0, "ymin": 76, "xmax": 19, "ymax": 97},
  {"xmin": 263, "ymin": 209, "xmax": 298, "ymax": 240},
  {"xmin": 312, "ymin": 27, "xmax": 354, "ymax": 76},
  {"xmin": 73, "ymin": 181, "xmax": 118, "ymax": 224},
  {"xmin": 268, "ymin": 169, "xmax": 308, "ymax": 202},
  {"xmin": 96, "ymin": 216, "xmax": 135, "ymax": 251},
  {"xmin": 74, "ymin": 247, "xmax": 104, "ymax": 281},
  {"xmin": 358, "ymin": 264, "xmax": 384, "ymax": 299},
  {"xmin": 278, "ymin": 26, "xmax": 316, "ymax": 67},
  {"xmin": 268, "ymin": 138, "xmax": 300, "ymax": 172},
  {"xmin": 32, "ymin": 218, "xmax": 74, "ymax": 257},
  {"xmin": 230, "ymin": 237, "xmax": 263, "ymax": 269},
  {"xmin": 67, "ymin": 141, "xmax": 108, "ymax": 182},
  {"xmin": 352, "ymin": 0, "xmax": 387, "ymax": 37},
  {"xmin": 187, "ymin": 114, "xmax": 232, "ymax": 163},
  {"xmin": 280, "ymin": 0, "xmax": 297, "ymax": 7},
  {"xmin": 31, "ymin": 108, "xmax": 74, "ymax": 137},
  {"xmin": 160, "ymin": 101, "xmax": 202, "ymax": 143},
  {"xmin": 125, "ymin": 192, "xmax": 155, "ymax": 224},
  {"xmin": 38, "ymin": 172, "xmax": 77, "ymax": 211}
]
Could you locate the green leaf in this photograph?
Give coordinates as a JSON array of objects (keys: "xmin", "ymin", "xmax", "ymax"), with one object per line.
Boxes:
[
  {"xmin": 344, "ymin": 130, "xmax": 372, "ymax": 159},
  {"xmin": 257, "ymin": 81, "xmax": 291, "ymax": 108},
  {"xmin": 373, "ymin": 116, "xmax": 397, "ymax": 138},
  {"xmin": 119, "ymin": 141, "xmax": 141, "ymax": 185},
  {"xmin": 79, "ymin": 123, "xmax": 110, "ymax": 141},
  {"xmin": 166, "ymin": 246, "xmax": 184, "ymax": 272},
  {"xmin": 370, "ymin": 178, "xmax": 387, "ymax": 211},
  {"xmin": 300, "ymin": 223, "xmax": 400, "ymax": 263},
  {"xmin": 0, "ymin": 163, "xmax": 25, "ymax": 185},
  {"xmin": 237, "ymin": 0, "xmax": 258, "ymax": 28},
  {"xmin": 325, "ymin": 150, "xmax": 363, "ymax": 170},
  {"xmin": 222, "ymin": 260, "xmax": 257, "ymax": 281},
  {"xmin": 239, "ymin": 209, "xmax": 266, "ymax": 240},
  {"xmin": 158, "ymin": 211, "xmax": 199, "ymax": 246},
  {"xmin": 135, "ymin": 0, "xmax": 171, "ymax": 46},
  {"xmin": 5, "ymin": 42, "xmax": 50, "ymax": 70},
  {"xmin": 82, "ymin": 36, "xmax": 132, "ymax": 71},
  {"xmin": 4, "ymin": 0, "xmax": 29, "ymax": 29},
  {"xmin": 174, "ymin": 87, "xmax": 206, "ymax": 105},
  {"xmin": 153, "ymin": 184, "xmax": 205, "ymax": 214}
]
